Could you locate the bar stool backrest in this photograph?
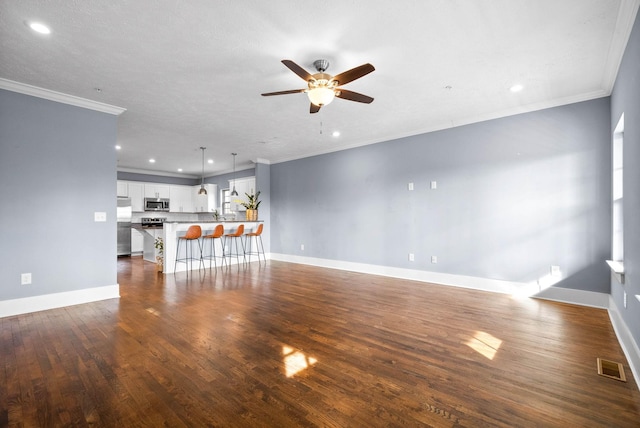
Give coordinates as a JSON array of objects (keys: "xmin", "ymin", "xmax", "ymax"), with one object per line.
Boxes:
[
  {"xmin": 211, "ymin": 224, "xmax": 224, "ymax": 238},
  {"xmin": 251, "ymin": 224, "xmax": 263, "ymax": 236},
  {"xmin": 228, "ymin": 224, "xmax": 244, "ymax": 237},
  {"xmin": 184, "ymin": 225, "xmax": 202, "ymax": 240}
]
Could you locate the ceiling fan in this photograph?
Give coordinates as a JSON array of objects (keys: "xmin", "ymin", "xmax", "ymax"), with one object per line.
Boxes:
[{"xmin": 261, "ymin": 59, "xmax": 375, "ymax": 114}]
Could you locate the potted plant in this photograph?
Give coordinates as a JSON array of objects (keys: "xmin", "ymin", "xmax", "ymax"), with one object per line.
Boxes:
[
  {"xmin": 154, "ymin": 236, "xmax": 164, "ymax": 272},
  {"xmin": 241, "ymin": 190, "xmax": 261, "ymax": 221}
]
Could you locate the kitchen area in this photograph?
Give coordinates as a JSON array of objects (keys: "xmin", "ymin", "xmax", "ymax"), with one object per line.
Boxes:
[{"xmin": 116, "ymin": 176, "xmax": 257, "ymax": 267}]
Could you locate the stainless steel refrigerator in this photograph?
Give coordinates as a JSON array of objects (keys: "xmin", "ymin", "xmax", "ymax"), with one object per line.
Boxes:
[{"xmin": 117, "ymin": 197, "xmax": 132, "ymax": 256}]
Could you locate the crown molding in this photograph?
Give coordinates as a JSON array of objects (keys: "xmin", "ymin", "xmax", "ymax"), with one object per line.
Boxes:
[{"xmin": 0, "ymin": 78, "xmax": 126, "ymax": 116}]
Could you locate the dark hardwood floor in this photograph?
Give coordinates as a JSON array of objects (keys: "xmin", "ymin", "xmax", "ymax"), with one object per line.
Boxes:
[{"xmin": 1, "ymin": 256, "xmax": 639, "ymax": 427}]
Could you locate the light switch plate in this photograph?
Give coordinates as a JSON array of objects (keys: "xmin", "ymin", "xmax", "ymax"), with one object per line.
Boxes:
[{"xmin": 94, "ymin": 212, "xmax": 107, "ymax": 222}]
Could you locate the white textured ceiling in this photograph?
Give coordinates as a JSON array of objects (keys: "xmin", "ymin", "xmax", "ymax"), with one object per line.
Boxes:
[{"xmin": 1, "ymin": 0, "xmax": 638, "ymax": 177}]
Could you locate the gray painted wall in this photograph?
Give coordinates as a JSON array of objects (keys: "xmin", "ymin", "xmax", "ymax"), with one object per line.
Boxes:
[
  {"xmin": 0, "ymin": 90, "xmax": 118, "ymax": 300},
  {"xmin": 117, "ymin": 169, "xmax": 256, "ymax": 187},
  {"xmin": 610, "ymin": 12, "xmax": 640, "ymax": 348},
  {"xmin": 205, "ymin": 168, "xmax": 255, "ymax": 191},
  {"xmin": 271, "ymin": 97, "xmax": 611, "ymax": 293},
  {"xmin": 117, "ymin": 171, "xmax": 198, "ymax": 186},
  {"xmin": 255, "ymin": 162, "xmax": 271, "ymax": 253}
]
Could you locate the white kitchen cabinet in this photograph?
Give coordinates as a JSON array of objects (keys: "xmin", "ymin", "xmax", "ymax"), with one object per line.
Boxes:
[
  {"xmin": 193, "ymin": 184, "xmax": 217, "ymax": 213},
  {"xmin": 229, "ymin": 177, "xmax": 255, "ymax": 211},
  {"xmin": 131, "ymin": 228, "xmax": 144, "ymax": 253},
  {"xmin": 144, "ymin": 183, "xmax": 170, "ymax": 199},
  {"xmin": 117, "ymin": 181, "xmax": 128, "ymax": 197},
  {"xmin": 129, "ymin": 182, "xmax": 144, "ymax": 212},
  {"xmin": 117, "ymin": 181, "xmax": 144, "ymax": 211},
  {"xmin": 170, "ymin": 185, "xmax": 194, "ymax": 213}
]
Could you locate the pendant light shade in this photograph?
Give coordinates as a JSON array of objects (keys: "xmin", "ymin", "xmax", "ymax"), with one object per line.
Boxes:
[
  {"xmin": 231, "ymin": 153, "xmax": 238, "ymax": 196},
  {"xmin": 198, "ymin": 147, "xmax": 207, "ymax": 195}
]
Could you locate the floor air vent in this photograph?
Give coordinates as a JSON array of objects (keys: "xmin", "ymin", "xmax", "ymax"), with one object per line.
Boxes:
[{"xmin": 597, "ymin": 358, "xmax": 626, "ymax": 382}]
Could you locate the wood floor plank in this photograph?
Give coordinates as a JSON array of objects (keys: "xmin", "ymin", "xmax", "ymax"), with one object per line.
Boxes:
[{"xmin": 1, "ymin": 257, "xmax": 639, "ymax": 426}]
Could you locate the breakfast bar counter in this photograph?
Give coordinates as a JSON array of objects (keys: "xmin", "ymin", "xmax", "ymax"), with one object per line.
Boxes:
[{"xmin": 163, "ymin": 221, "xmax": 263, "ymax": 273}]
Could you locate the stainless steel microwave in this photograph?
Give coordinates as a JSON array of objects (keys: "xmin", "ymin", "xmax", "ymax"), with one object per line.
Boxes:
[{"xmin": 144, "ymin": 198, "xmax": 170, "ymax": 211}]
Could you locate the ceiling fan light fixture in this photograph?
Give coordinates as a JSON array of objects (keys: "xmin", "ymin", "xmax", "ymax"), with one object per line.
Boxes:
[{"xmin": 308, "ymin": 86, "xmax": 335, "ymax": 107}]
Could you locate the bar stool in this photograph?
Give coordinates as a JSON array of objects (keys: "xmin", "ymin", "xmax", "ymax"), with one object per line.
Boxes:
[
  {"xmin": 201, "ymin": 224, "xmax": 226, "ymax": 269},
  {"xmin": 174, "ymin": 225, "xmax": 203, "ymax": 272},
  {"xmin": 224, "ymin": 224, "xmax": 246, "ymax": 265},
  {"xmin": 244, "ymin": 223, "xmax": 266, "ymax": 263}
]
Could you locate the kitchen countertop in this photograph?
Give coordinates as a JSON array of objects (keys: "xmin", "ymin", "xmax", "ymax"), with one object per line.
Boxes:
[
  {"xmin": 168, "ymin": 220, "xmax": 263, "ymax": 224},
  {"xmin": 131, "ymin": 223, "xmax": 163, "ymax": 230},
  {"xmin": 132, "ymin": 220, "xmax": 263, "ymax": 231}
]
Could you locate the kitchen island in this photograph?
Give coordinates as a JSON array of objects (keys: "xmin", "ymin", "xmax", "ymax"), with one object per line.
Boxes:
[{"xmin": 163, "ymin": 221, "xmax": 262, "ymax": 273}]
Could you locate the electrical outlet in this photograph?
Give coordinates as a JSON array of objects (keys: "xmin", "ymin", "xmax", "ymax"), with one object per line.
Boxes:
[
  {"xmin": 430, "ymin": 181, "xmax": 437, "ymax": 189},
  {"xmin": 551, "ymin": 265, "xmax": 561, "ymax": 276},
  {"xmin": 300, "ymin": 244, "xmax": 304, "ymax": 251},
  {"xmin": 408, "ymin": 253, "xmax": 414, "ymax": 262},
  {"xmin": 94, "ymin": 212, "xmax": 107, "ymax": 222},
  {"xmin": 408, "ymin": 182, "xmax": 414, "ymax": 191},
  {"xmin": 21, "ymin": 273, "xmax": 32, "ymax": 285},
  {"xmin": 431, "ymin": 256, "xmax": 438, "ymax": 264}
]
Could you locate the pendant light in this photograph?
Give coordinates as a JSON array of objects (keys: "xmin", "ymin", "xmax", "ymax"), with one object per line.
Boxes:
[
  {"xmin": 198, "ymin": 147, "xmax": 207, "ymax": 195},
  {"xmin": 231, "ymin": 153, "xmax": 238, "ymax": 196}
]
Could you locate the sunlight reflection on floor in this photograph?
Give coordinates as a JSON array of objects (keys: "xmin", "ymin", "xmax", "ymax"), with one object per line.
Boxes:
[
  {"xmin": 466, "ymin": 331, "xmax": 502, "ymax": 360},
  {"xmin": 283, "ymin": 345, "xmax": 317, "ymax": 377}
]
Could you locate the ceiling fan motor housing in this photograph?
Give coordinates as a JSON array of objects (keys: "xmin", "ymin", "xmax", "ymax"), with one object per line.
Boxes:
[{"xmin": 313, "ymin": 59, "xmax": 330, "ymax": 72}]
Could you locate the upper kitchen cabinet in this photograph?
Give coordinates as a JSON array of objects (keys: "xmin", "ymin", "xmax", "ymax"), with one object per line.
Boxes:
[
  {"xmin": 170, "ymin": 185, "xmax": 194, "ymax": 213},
  {"xmin": 117, "ymin": 181, "xmax": 128, "ymax": 197},
  {"xmin": 144, "ymin": 184, "xmax": 170, "ymax": 199},
  {"xmin": 194, "ymin": 184, "xmax": 217, "ymax": 213},
  {"xmin": 229, "ymin": 177, "xmax": 255, "ymax": 211},
  {"xmin": 117, "ymin": 181, "xmax": 144, "ymax": 211},
  {"xmin": 129, "ymin": 182, "xmax": 144, "ymax": 212}
]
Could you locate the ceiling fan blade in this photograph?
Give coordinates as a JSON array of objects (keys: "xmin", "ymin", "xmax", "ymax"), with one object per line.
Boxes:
[
  {"xmin": 282, "ymin": 59, "xmax": 314, "ymax": 81},
  {"xmin": 331, "ymin": 63, "xmax": 375, "ymax": 86},
  {"xmin": 310, "ymin": 103, "xmax": 321, "ymax": 114},
  {"xmin": 336, "ymin": 89, "xmax": 374, "ymax": 104},
  {"xmin": 261, "ymin": 89, "xmax": 306, "ymax": 96}
]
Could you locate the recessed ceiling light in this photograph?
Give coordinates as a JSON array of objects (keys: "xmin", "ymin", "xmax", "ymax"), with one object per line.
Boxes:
[
  {"xmin": 177, "ymin": 168, "xmax": 183, "ymax": 172},
  {"xmin": 28, "ymin": 22, "xmax": 51, "ymax": 34},
  {"xmin": 510, "ymin": 84, "xmax": 524, "ymax": 93},
  {"xmin": 149, "ymin": 159, "xmax": 155, "ymax": 163},
  {"xmin": 115, "ymin": 145, "xmax": 121, "ymax": 150},
  {"xmin": 332, "ymin": 131, "xmax": 340, "ymax": 137},
  {"xmin": 207, "ymin": 159, "xmax": 214, "ymax": 164}
]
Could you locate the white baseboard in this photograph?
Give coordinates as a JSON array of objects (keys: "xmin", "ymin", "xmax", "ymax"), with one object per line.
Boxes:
[
  {"xmin": 607, "ymin": 295, "xmax": 640, "ymax": 387},
  {"xmin": 0, "ymin": 284, "xmax": 120, "ymax": 318},
  {"xmin": 270, "ymin": 253, "xmax": 526, "ymax": 295}
]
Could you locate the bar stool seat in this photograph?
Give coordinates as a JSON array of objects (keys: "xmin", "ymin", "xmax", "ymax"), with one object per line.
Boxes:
[
  {"xmin": 202, "ymin": 224, "xmax": 226, "ymax": 269},
  {"xmin": 224, "ymin": 224, "xmax": 246, "ymax": 265},
  {"xmin": 244, "ymin": 223, "xmax": 266, "ymax": 263},
  {"xmin": 174, "ymin": 225, "xmax": 203, "ymax": 273}
]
